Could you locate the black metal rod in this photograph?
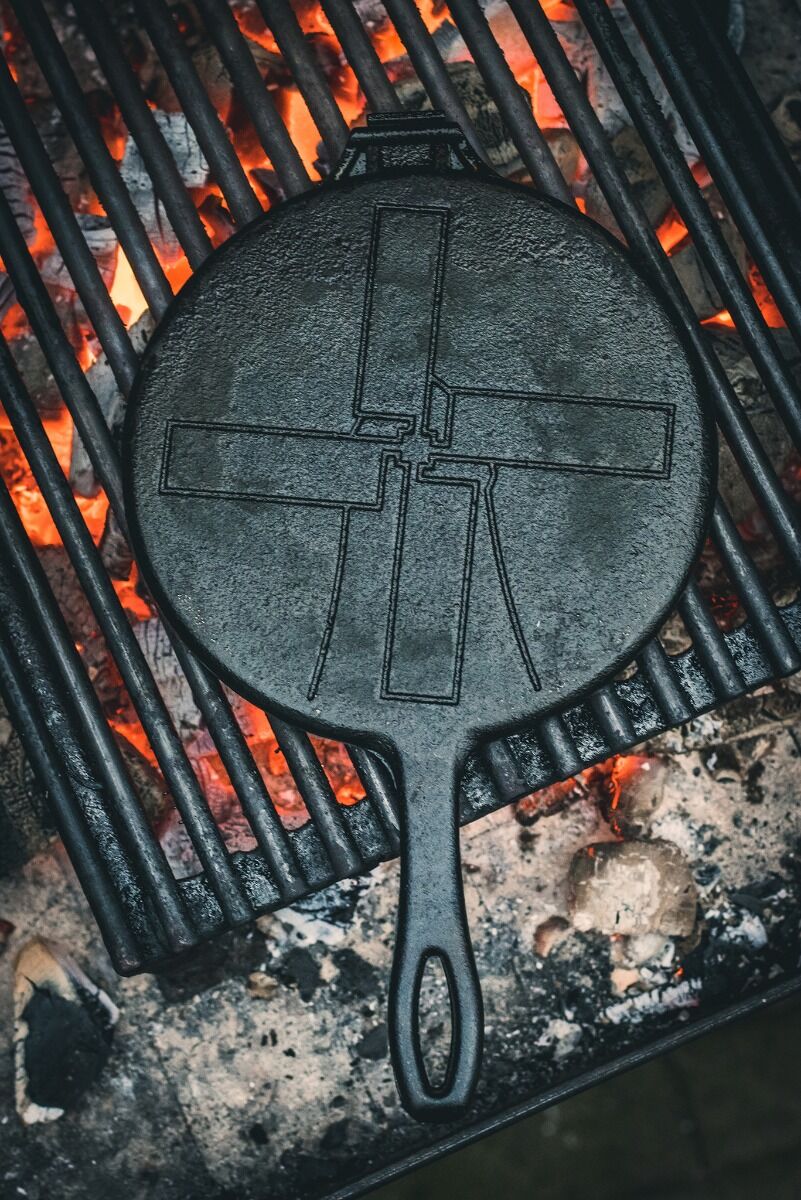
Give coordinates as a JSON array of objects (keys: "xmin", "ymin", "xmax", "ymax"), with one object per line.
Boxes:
[
  {"xmin": 380, "ymin": 0, "xmax": 488, "ymax": 163},
  {"xmin": 692, "ymin": 1, "xmax": 801, "ymax": 236},
  {"xmin": 347, "ymin": 744, "xmax": 401, "ymax": 854},
  {"xmin": 636, "ymin": 639, "xmax": 693, "ymax": 725},
  {"xmin": 0, "ymin": 53, "xmax": 137, "ymax": 394},
  {"xmin": 320, "ymin": 0, "xmax": 401, "ymax": 113},
  {"xmin": 625, "ymin": 0, "xmax": 801, "ymax": 350},
  {"xmin": 710, "ymin": 499, "xmax": 801, "ymax": 676},
  {"xmin": 192, "ymin": 0, "xmax": 311, "ymax": 196},
  {"xmin": 11, "ymin": 0, "xmax": 173, "ymax": 320},
  {"xmin": 270, "ymin": 716, "xmax": 362, "ymax": 878},
  {"xmin": 135, "ymin": 0, "xmax": 264, "ymax": 224},
  {"xmin": 678, "ymin": 581, "xmax": 745, "ymax": 700},
  {"xmin": 0, "ymin": 615, "xmax": 144, "ymax": 971},
  {"xmin": 0, "ymin": 337, "xmax": 252, "ymax": 925},
  {"xmin": 0, "ymin": 480, "xmax": 195, "ymax": 953},
  {"xmin": 71, "ymin": 0, "xmax": 212, "ymax": 271},
  {"xmin": 590, "ymin": 683, "xmax": 637, "ymax": 751},
  {"xmin": 537, "ymin": 712, "xmax": 583, "ymax": 780},
  {"xmin": 254, "ymin": 0, "xmax": 349, "ymax": 163},
  {"xmin": 576, "ymin": 0, "xmax": 801, "ymax": 455},
  {"xmin": 506, "ymin": 0, "xmax": 801, "ymax": 583},
  {"xmin": 445, "ymin": 0, "xmax": 572, "ymax": 203}
]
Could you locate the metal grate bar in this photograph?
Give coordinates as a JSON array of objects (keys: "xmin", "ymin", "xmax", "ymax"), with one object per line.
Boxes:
[
  {"xmin": 0, "ymin": 611, "xmax": 144, "ymax": 969},
  {"xmin": 320, "ymin": 0, "xmax": 401, "ymax": 113},
  {"xmin": 636, "ymin": 639, "xmax": 693, "ymax": 725},
  {"xmin": 679, "ymin": 580, "xmax": 746, "ymax": 699},
  {"xmin": 11, "ymin": 0, "xmax": 174, "ymax": 319},
  {"xmin": 253, "ymin": 0, "xmax": 349, "ymax": 162},
  {"xmin": 380, "ymin": 0, "xmax": 488, "ymax": 162},
  {"xmin": 135, "ymin": 0, "xmax": 264, "ymax": 224},
  {"xmin": 692, "ymin": 2, "xmax": 801, "ymax": 236},
  {"xmin": 506, "ymin": 1, "xmax": 801, "ymax": 583},
  {"xmin": 0, "ymin": 54, "xmax": 137, "ymax": 394},
  {"xmin": 446, "ymin": 0, "xmax": 572, "ymax": 203},
  {"xmin": 590, "ymin": 684, "xmax": 638, "ymax": 752},
  {"xmin": 576, "ymin": 0, "xmax": 801, "ymax": 455},
  {"xmin": 347, "ymin": 744, "xmax": 401, "ymax": 855},
  {"xmin": 270, "ymin": 715, "xmax": 363, "ymax": 878},
  {"xmin": 711, "ymin": 499, "xmax": 801, "ymax": 676},
  {"xmin": 625, "ymin": 0, "xmax": 801, "ymax": 350},
  {"xmin": 537, "ymin": 712, "xmax": 584, "ymax": 778},
  {"xmin": 71, "ymin": 0, "xmax": 213, "ymax": 271},
  {"xmin": 0, "ymin": 480, "xmax": 195, "ymax": 955},
  {"xmin": 0, "ymin": 336, "xmax": 253, "ymax": 925},
  {"xmin": 191, "ymin": 0, "xmax": 311, "ymax": 196}
]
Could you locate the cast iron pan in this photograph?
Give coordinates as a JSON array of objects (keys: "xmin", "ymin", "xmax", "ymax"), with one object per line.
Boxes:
[{"xmin": 124, "ymin": 165, "xmax": 715, "ymax": 1120}]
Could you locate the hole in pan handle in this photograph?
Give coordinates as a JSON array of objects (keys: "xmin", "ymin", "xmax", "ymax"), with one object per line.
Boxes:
[{"xmin": 388, "ymin": 743, "xmax": 483, "ymax": 1121}]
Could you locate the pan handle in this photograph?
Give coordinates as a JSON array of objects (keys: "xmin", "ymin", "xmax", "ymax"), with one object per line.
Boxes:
[{"xmin": 388, "ymin": 745, "xmax": 483, "ymax": 1121}]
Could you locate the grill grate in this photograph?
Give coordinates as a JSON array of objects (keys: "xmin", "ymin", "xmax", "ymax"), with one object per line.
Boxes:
[{"xmin": 0, "ymin": 0, "xmax": 799, "ymax": 973}]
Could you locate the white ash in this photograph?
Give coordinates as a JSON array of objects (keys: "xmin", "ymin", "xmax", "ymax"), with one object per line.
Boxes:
[
  {"xmin": 39, "ymin": 214, "xmax": 118, "ymax": 292},
  {"xmin": 569, "ymin": 839, "xmax": 698, "ymax": 938},
  {"xmin": 119, "ymin": 111, "xmax": 209, "ymax": 256},
  {"xmin": 534, "ymin": 1017, "xmax": 583, "ymax": 1062},
  {"xmin": 603, "ymin": 978, "xmax": 702, "ymax": 1027}
]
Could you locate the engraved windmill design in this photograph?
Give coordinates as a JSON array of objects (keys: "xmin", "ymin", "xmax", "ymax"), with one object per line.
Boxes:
[{"xmin": 161, "ymin": 204, "xmax": 675, "ymax": 705}]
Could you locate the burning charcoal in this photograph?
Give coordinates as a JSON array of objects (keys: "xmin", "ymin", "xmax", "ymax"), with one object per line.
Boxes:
[
  {"xmin": 119, "ymin": 111, "xmax": 209, "ymax": 255},
  {"xmin": 70, "ymin": 311, "xmax": 155, "ymax": 497},
  {"xmin": 0, "ymin": 119, "xmax": 35, "ymax": 245},
  {"xmin": 151, "ymin": 20, "xmax": 278, "ymax": 119},
  {"xmin": 14, "ymin": 938, "xmax": 119, "ymax": 1125},
  {"xmin": 568, "ymin": 839, "xmax": 698, "ymax": 938},
  {"xmin": 115, "ymin": 731, "xmax": 170, "ymax": 826},
  {"xmin": 8, "ymin": 330, "xmax": 63, "ymax": 416},
  {"xmin": 601, "ymin": 755, "xmax": 669, "ymax": 838},
  {"xmin": 585, "ymin": 126, "xmax": 671, "ymax": 237},
  {"xmin": 611, "ymin": 126, "xmax": 671, "ymax": 227},
  {"xmin": 533, "ymin": 914, "xmax": 571, "ymax": 957},
  {"xmin": 99, "ymin": 505, "xmax": 134, "ymax": 581},
  {"xmin": 0, "ymin": 697, "xmax": 55, "ymax": 877},
  {"xmin": 134, "ymin": 617, "xmax": 202, "ymax": 733},
  {"xmin": 40, "ymin": 214, "xmax": 118, "ymax": 293},
  {"xmin": 670, "ymin": 240, "xmax": 727, "ymax": 320},
  {"xmin": 395, "ymin": 61, "xmax": 530, "ymax": 177},
  {"xmin": 702, "ymin": 183, "xmax": 748, "ymax": 277},
  {"xmin": 544, "ymin": 127, "xmax": 580, "ymax": 187},
  {"xmin": 29, "ymin": 99, "xmax": 92, "ymax": 211}
]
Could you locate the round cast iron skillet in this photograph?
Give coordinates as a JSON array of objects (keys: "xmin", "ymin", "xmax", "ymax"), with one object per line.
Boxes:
[{"xmin": 124, "ymin": 167, "xmax": 715, "ymax": 1120}]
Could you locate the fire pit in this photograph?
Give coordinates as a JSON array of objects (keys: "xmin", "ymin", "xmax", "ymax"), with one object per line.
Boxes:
[{"xmin": 0, "ymin": 0, "xmax": 800, "ymax": 1192}]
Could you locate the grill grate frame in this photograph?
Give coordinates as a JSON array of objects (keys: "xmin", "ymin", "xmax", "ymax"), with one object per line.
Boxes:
[{"xmin": 0, "ymin": 0, "xmax": 799, "ymax": 973}]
